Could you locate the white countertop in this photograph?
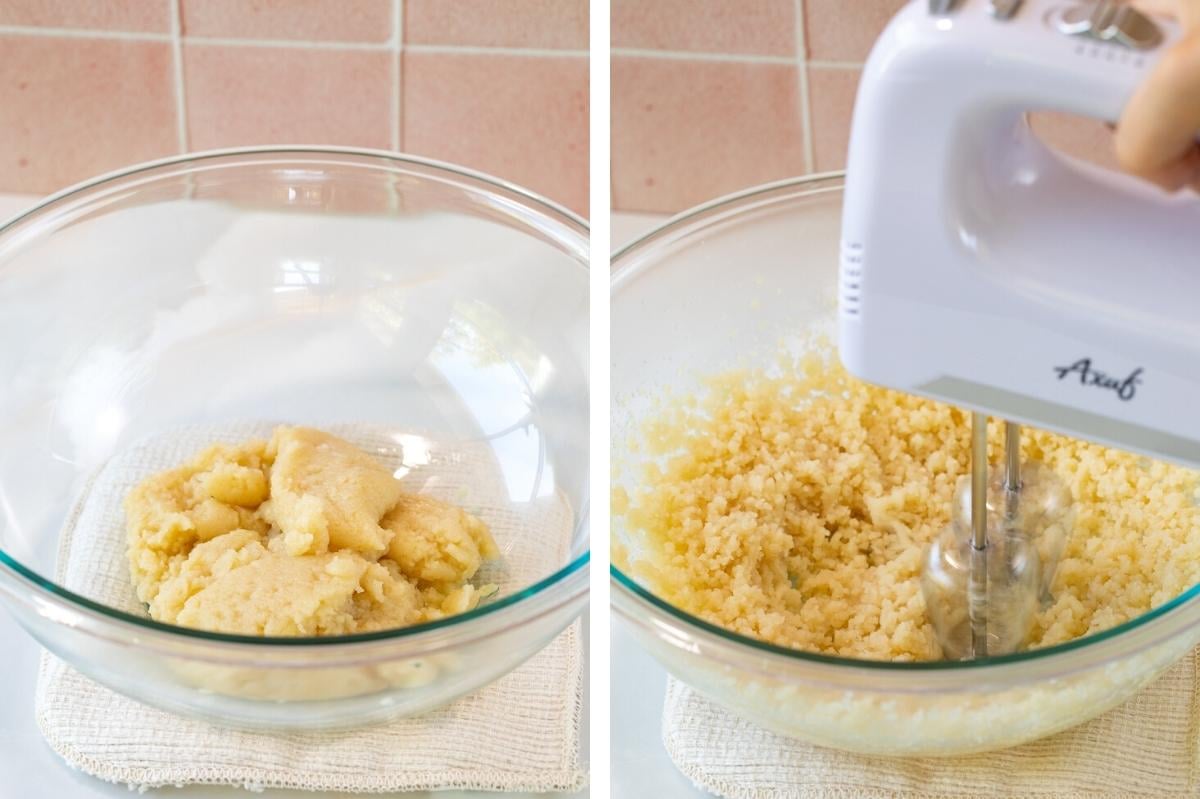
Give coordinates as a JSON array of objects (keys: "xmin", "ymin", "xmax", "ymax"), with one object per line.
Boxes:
[
  {"xmin": 610, "ymin": 625, "xmax": 711, "ymax": 798},
  {"xmin": 0, "ymin": 193, "xmax": 587, "ymax": 799}
]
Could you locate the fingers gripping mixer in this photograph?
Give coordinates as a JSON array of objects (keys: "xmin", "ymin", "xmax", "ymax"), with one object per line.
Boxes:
[{"xmin": 839, "ymin": 0, "xmax": 1200, "ymax": 658}]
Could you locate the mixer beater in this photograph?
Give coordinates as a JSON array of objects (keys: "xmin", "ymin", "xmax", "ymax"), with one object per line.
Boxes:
[{"xmin": 921, "ymin": 416, "xmax": 1073, "ymax": 660}]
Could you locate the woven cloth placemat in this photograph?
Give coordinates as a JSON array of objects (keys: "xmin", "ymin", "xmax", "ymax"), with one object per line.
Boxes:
[
  {"xmin": 663, "ymin": 655, "xmax": 1200, "ymax": 799},
  {"xmin": 35, "ymin": 421, "xmax": 586, "ymax": 793}
]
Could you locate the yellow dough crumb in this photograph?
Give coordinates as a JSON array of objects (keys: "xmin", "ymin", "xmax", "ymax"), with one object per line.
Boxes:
[
  {"xmin": 125, "ymin": 426, "xmax": 499, "ymax": 636},
  {"xmin": 618, "ymin": 351, "xmax": 1200, "ymax": 661}
]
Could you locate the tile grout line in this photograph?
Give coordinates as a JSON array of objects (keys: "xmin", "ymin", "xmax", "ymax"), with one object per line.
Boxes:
[
  {"xmin": 809, "ymin": 59, "xmax": 865, "ymax": 69},
  {"xmin": 611, "ymin": 47, "xmax": 793, "ymax": 64},
  {"xmin": 186, "ymin": 35, "xmax": 391, "ymax": 50},
  {"xmin": 0, "ymin": 25, "xmax": 169, "ymax": 41},
  {"xmin": 169, "ymin": 0, "xmax": 188, "ymax": 153},
  {"xmin": 390, "ymin": 0, "xmax": 402, "ymax": 153},
  {"xmin": 795, "ymin": 0, "xmax": 815, "ymax": 173},
  {"xmin": 406, "ymin": 43, "xmax": 587, "ymax": 57},
  {"xmin": 0, "ymin": 24, "xmax": 586, "ymax": 57}
]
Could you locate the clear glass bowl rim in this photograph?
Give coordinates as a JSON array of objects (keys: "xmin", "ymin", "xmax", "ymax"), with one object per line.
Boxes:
[
  {"xmin": 610, "ymin": 171, "xmax": 1200, "ymax": 677},
  {"xmin": 0, "ymin": 145, "xmax": 591, "ymax": 649}
]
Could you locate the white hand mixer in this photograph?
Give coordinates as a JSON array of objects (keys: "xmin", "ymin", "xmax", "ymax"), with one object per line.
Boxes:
[{"xmin": 839, "ymin": 0, "xmax": 1200, "ymax": 659}]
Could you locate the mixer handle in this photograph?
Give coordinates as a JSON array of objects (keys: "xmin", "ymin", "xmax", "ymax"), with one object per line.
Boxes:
[
  {"xmin": 868, "ymin": 2, "xmax": 1184, "ymax": 149},
  {"xmin": 839, "ymin": 0, "xmax": 1200, "ymax": 464}
]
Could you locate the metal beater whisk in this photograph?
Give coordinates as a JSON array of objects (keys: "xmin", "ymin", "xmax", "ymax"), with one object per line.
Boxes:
[{"xmin": 922, "ymin": 414, "xmax": 1072, "ymax": 660}]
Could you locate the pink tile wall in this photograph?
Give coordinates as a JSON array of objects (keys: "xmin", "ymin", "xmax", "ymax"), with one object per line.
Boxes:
[
  {"xmin": 406, "ymin": 0, "xmax": 588, "ymax": 49},
  {"xmin": 613, "ymin": 0, "xmax": 1121, "ymax": 213},
  {"xmin": 0, "ymin": 37, "xmax": 177, "ymax": 194},
  {"xmin": 612, "ymin": 0, "xmax": 796, "ymax": 57},
  {"xmin": 404, "ymin": 52, "xmax": 588, "ymax": 214},
  {"xmin": 183, "ymin": 46, "xmax": 393, "ymax": 150},
  {"xmin": 0, "ymin": 0, "xmax": 170, "ymax": 32},
  {"xmin": 180, "ymin": 0, "xmax": 394, "ymax": 43},
  {"xmin": 0, "ymin": 0, "xmax": 588, "ymax": 215},
  {"xmin": 612, "ymin": 58, "xmax": 805, "ymax": 212}
]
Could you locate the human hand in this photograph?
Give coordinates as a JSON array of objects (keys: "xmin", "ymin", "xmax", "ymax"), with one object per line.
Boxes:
[{"xmin": 1115, "ymin": 0, "xmax": 1200, "ymax": 190}]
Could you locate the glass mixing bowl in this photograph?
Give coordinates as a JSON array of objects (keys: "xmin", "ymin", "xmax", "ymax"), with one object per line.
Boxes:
[
  {"xmin": 0, "ymin": 147, "xmax": 589, "ymax": 729},
  {"xmin": 611, "ymin": 174, "xmax": 1200, "ymax": 756}
]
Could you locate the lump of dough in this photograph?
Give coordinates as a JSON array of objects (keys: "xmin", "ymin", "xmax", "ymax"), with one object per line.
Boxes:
[
  {"xmin": 383, "ymin": 493, "xmax": 499, "ymax": 585},
  {"xmin": 205, "ymin": 462, "xmax": 269, "ymax": 506},
  {"xmin": 264, "ymin": 426, "xmax": 403, "ymax": 558},
  {"xmin": 125, "ymin": 426, "xmax": 500, "ymax": 638},
  {"xmin": 354, "ymin": 558, "xmax": 430, "ymax": 631},
  {"xmin": 150, "ymin": 528, "xmax": 268, "ymax": 622},
  {"xmin": 124, "ymin": 440, "xmax": 272, "ymax": 605},
  {"xmin": 176, "ymin": 551, "xmax": 422, "ymax": 636}
]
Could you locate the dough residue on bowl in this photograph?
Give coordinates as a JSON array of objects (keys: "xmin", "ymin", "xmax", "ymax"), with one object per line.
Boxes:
[
  {"xmin": 125, "ymin": 425, "xmax": 499, "ymax": 636},
  {"xmin": 615, "ymin": 350, "xmax": 1200, "ymax": 661}
]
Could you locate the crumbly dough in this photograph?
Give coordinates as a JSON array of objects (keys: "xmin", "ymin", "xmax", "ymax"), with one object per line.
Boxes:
[
  {"xmin": 616, "ymin": 351, "xmax": 1200, "ymax": 661},
  {"xmin": 125, "ymin": 426, "xmax": 498, "ymax": 636}
]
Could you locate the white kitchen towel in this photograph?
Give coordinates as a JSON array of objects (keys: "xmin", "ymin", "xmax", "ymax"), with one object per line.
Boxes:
[
  {"xmin": 663, "ymin": 653, "xmax": 1200, "ymax": 799},
  {"xmin": 35, "ymin": 421, "xmax": 586, "ymax": 793}
]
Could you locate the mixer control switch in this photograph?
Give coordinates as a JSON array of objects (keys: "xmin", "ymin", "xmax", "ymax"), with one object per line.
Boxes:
[
  {"xmin": 1103, "ymin": 5, "xmax": 1162, "ymax": 49},
  {"xmin": 1056, "ymin": 1, "xmax": 1162, "ymax": 49},
  {"xmin": 989, "ymin": 0, "xmax": 1022, "ymax": 20}
]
